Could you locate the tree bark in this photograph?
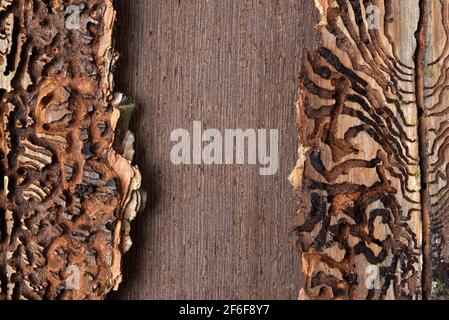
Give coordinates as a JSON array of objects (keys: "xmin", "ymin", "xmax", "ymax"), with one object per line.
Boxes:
[
  {"xmin": 0, "ymin": 0, "xmax": 143, "ymax": 300},
  {"xmin": 291, "ymin": 0, "xmax": 449, "ymax": 300}
]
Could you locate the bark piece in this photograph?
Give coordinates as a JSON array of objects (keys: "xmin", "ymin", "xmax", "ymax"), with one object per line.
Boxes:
[
  {"xmin": 292, "ymin": 0, "xmax": 449, "ymax": 300},
  {"xmin": 0, "ymin": 0, "xmax": 143, "ymax": 300}
]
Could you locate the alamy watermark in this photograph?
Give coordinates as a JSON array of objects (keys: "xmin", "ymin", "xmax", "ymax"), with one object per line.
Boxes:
[
  {"xmin": 365, "ymin": 265, "xmax": 381, "ymax": 290},
  {"xmin": 170, "ymin": 121, "xmax": 279, "ymax": 176},
  {"xmin": 65, "ymin": 5, "xmax": 81, "ymax": 30},
  {"xmin": 366, "ymin": 4, "xmax": 380, "ymax": 30},
  {"xmin": 65, "ymin": 265, "xmax": 81, "ymax": 290}
]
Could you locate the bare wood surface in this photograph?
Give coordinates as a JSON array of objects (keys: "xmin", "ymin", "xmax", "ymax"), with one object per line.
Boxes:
[
  {"xmin": 111, "ymin": 0, "xmax": 318, "ymax": 300},
  {"xmin": 291, "ymin": 0, "xmax": 449, "ymax": 300},
  {"xmin": 292, "ymin": 0, "xmax": 424, "ymax": 299}
]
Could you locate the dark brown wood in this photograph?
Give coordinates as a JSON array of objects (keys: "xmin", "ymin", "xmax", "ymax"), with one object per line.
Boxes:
[{"xmin": 111, "ymin": 0, "xmax": 318, "ymax": 300}]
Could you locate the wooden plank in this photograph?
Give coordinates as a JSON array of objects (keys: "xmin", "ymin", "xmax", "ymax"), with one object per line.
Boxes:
[
  {"xmin": 291, "ymin": 0, "xmax": 423, "ymax": 300},
  {"xmin": 291, "ymin": 0, "xmax": 449, "ymax": 300},
  {"xmin": 111, "ymin": 0, "xmax": 318, "ymax": 300},
  {"xmin": 424, "ymin": 0, "xmax": 449, "ymax": 299}
]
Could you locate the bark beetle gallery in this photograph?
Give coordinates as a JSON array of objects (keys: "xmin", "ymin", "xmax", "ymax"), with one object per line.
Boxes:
[
  {"xmin": 0, "ymin": 1, "xmax": 144, "ymax": 299},
  {"xmin": 290, "ymin": 0, "xmax": 449, "ymax": 300}
]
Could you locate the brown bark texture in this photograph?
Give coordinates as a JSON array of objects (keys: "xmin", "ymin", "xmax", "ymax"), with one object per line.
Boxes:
[
  {"xmin": 291, "ymin": 0, "xmax": 449, "ymax": 300},
  {"xmin": 0, "ymin": 0, "xmax": 143, "ymax": 300}
]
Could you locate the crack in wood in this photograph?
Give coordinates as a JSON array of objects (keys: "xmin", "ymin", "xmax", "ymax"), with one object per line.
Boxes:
[{"xmin": 414, "ymin": 0, "xmax": 431, "ymax": 300}]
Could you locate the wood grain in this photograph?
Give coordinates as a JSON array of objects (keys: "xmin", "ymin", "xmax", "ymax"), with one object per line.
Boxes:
[
  {"xmin": 110, "ymin": 0, "xmax": 318, "ymax": 300},
  {"xmin": 291, "ymin": 0, "xmax": 449, "ymax": 300}
]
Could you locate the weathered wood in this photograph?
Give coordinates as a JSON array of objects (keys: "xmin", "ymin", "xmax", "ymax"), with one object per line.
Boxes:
[
  {"xmin": 291, "ymin": 0, "xmax": 449, "ymax": 300},
  {"xmin": 0, "ymin": 0, "xmax": 143, "ymax": 300},
  {"xmin": 425, "ymin": 0, "xmax": 449, "ymax": 300},
  {"xmin": 110, "ymin": 0, "xmax": 318, "ymax": 300}
]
